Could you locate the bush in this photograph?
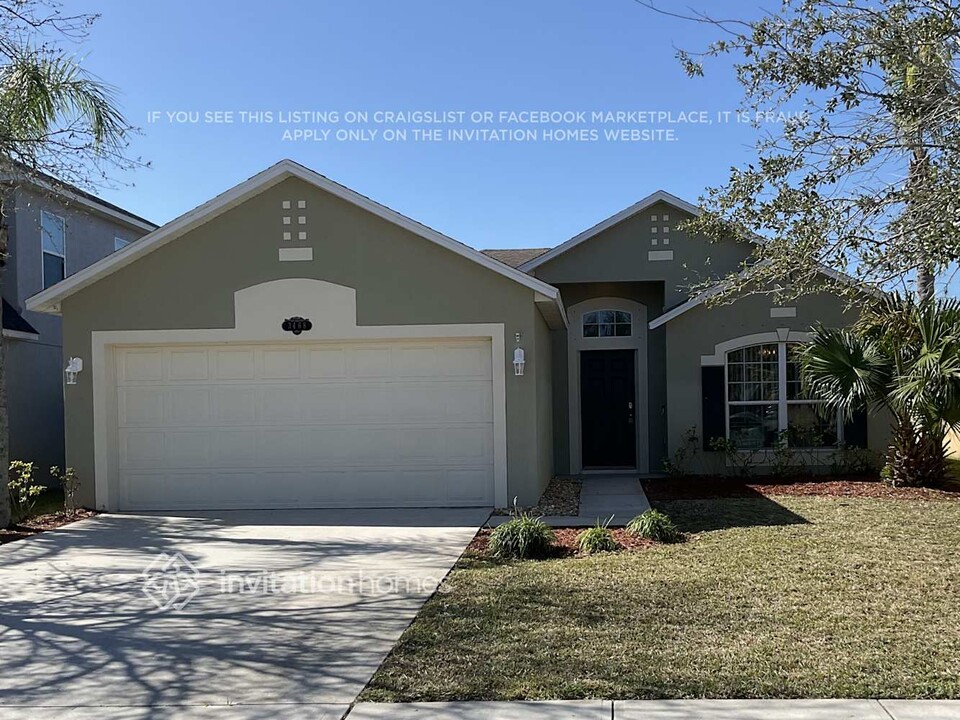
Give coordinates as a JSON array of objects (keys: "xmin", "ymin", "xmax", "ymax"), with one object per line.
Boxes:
[
  {"xmin": 577, "ymin": 518, "xmax": 619, "ymax": 555},
  {"xmin": 626, "ymin": 509, "xmax": 683, "ymax": 543},
  {"xmin": 51, "ymin": 466, "xmax": 81, "ymax": 512},
  {"xmin": 8, "ymin": 461, "xmax": 44, "ymax": 524},
  {"xmin": 489, "ymin": 507, "xmax": 555, "ymax": 559}
]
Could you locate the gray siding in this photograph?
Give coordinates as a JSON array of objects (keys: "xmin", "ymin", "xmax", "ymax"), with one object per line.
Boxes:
[{"xmin": 5, "ymin": 186, "xmax": 150, "ymax": 481}]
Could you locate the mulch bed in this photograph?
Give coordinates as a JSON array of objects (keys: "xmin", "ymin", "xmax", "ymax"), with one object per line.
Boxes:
[
  {"xmin": 0, "ymin": 509, "xmax": 98, "ymax": 546},
  {"xmin": 642, "ymin": 475, "xmax": 960, "ymax": 501},
  {"xmin": 468, "ymin": 527, "xmax": 656, "ymax": 558},
  {"xmin": 492, "ymin": 477, "xmax": 581, "ymax": 516}
]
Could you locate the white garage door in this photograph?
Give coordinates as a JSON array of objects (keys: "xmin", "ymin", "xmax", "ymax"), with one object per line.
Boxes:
[{"xmin": 114, "ymin": 339, "xmax": 495, "ymax": 510}]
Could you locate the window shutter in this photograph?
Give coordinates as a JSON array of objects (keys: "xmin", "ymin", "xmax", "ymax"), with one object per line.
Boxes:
[
  {"xmin": 701, "ymin": 365, "xmax": 725, "ymax": 451},
  {"xmin": 843, "ymin": 408, "xmax": 868, "ymax": 449}
]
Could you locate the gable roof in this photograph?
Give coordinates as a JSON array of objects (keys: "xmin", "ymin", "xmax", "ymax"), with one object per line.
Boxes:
[
  {"xmin": 481, "ymin": 248, "xmax": 550, "ymax": 268},
  {"xmin": 519, "ymin": 190, "xmax": 701, "ymax": 272},
  {"xmin": 25, "ymin": 159, "xmax": 567, "ymax": 327},
  {"xmin": 1, "ymin": 166, "xmax": 157, "ymax": 232},
  {"xmin": 647, "ymin": 262, "xmax": 882, "ymax": 330}
]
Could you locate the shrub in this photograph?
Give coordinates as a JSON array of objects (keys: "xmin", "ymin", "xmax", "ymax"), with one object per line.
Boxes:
[
  {"xmin": 51, "ymin": 466, "xmax": 81, "ymax": 512},
  {"xmin": 663, "ymin": 426, "xmax": 700, "ymax": 477},
  {"xmin": 489, "ymin": 503, "xmax": 555, "ymax": 559},
  {"xmin": 626, "ymin": 509, "xmax": 683, "ymax": 543},
  {"xmin": 8, "ymin": 461, "xmax": 44, "ymax": 524},
  {"xmin": 577, "ymin": 518, "xmax": 619, "ymax": 555}
]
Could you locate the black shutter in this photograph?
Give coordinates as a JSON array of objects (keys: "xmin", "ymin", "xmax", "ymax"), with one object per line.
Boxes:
[
  {"xmin": 843, "ymin": 408, "xmax": 868, "ymax": 448},
  {"xmin": 701, "ymin": 365, "xmax": 726, "ymax": 451}
]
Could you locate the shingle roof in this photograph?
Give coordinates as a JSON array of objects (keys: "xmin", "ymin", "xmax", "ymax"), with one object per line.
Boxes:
[{"xmin": 481, "ymin": 248, "xmax": 550, "ymax": 269}]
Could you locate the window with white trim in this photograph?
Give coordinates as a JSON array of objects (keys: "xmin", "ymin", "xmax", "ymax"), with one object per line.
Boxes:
[
  {"xmin": 41, "ymin": 210, "xmax": 65, "ymax": 289},
  {"xmin": 726, "ymin": 342, "xmax": 838, "ymax": 449},
  {"xmin": 114, "ymin": 236, "xmax": 130, "ymax": 252},
  {"xmin": 583, "ymin": 310, "xmax": 632, "ymax": 338}
]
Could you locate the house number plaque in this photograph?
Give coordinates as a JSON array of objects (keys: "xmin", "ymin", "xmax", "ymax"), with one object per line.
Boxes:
[{"xmin": 282, "ymin": 316, "xmax": 312, "ymax": 335}]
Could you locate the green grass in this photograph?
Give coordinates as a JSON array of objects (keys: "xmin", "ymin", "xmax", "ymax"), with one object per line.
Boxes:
[{"xmin": 362, "ymin": 496, "xmax": 960, "ymax": 700}]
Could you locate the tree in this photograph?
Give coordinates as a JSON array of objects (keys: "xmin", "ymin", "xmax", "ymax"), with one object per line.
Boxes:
[
  {"xmin": 0, "ymin": 1, "xmax": 136, "ymax": 527},
  {"xmin": 800, "ymin": 294, "xmax": 960, "ymax": 485},
  {"xmin": 640, "ymin": 0, "xmax": 960, "ymax": 302}
]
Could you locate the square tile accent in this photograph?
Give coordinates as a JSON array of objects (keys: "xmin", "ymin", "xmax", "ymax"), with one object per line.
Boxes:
[
  {"xmin": 662, "ymin": 226, "xmax": 670, "ymax": 233},
  {"xmin": 282, "ymin": 231, "xmax": 291, "ymax": 241},
  {"xmin": 651, "ymin": 238, "xmax": 658, "ymax": 245},
  {"xmin": 663, "ymin": 213, "xmax": 669, "ymax": 221},
  {"xmin": 651, "ymin": 214, "xmax": 658, "ymax": 221},
  {"xmin": 282, "ymin": 216, "xmax": 291, "ymax": 225},
  {"xmin": 298, "ymin": 200, "xmax": 306, "ymax": 209},
  {"xmin": 663, "ymin": 238, "xmax": 670, "ymax": 245},
  {"xmin": 298, "ymin": 231, "xmax": 307, "ymax": 240},
  {"xmin": 282, "ymin": 200, "xmax": 291, "ymax": 209},
  {"xmin": 298, "ymin": 216, "xmax": 307, "ymax": 225}
]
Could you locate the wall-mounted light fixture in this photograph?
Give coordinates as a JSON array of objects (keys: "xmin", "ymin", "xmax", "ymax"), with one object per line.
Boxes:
[
  {"xmin": 513, "ymin": 332, "xmax": 525, "ymax": 376},
  {"xmin": 65, "ymin": 357, "xmax": 83, "ymax": 385}
]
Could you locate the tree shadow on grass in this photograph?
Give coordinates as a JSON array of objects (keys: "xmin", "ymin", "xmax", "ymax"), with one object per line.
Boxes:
[{"xmin": 653, "ymin": 492, "xmax": 810, "ymax": 534}]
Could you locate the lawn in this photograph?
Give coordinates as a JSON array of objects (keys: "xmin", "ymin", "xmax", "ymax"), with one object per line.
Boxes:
[{"xmin": 362, "ymin": 493, "xmax": 960, "ymax": 700}]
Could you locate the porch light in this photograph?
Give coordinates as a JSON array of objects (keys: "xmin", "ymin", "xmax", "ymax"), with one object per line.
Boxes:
[
  {"xmin": 65, "ymin": 357, "xmax": 83, "ymax": 385},
  {"xmin": 513, "ymin": 333, "xmax": 525, "ymax": 376}
]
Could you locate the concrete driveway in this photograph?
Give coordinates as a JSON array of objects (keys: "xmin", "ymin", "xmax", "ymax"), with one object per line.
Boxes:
[{"xmin": 0, "ymin": 508, "xmax": 487, "ymax": 719}]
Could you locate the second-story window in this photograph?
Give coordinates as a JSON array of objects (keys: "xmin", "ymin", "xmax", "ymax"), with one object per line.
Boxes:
[
  {"xmin": 583, "ymin": 310, "xmax": 632, "ymax": 337},
  {"xmin": 41, "ymin": 210, "xmax": 66, "ymax": 290}
]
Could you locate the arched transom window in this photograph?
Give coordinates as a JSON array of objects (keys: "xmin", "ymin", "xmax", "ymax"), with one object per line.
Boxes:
[
  {"xmin": 726, "ymin": 342, "xmax": 838, "ymax": 449},
  {"xmin": 583, "ymin": 310, "xmax": 632, "ymax": 338}
]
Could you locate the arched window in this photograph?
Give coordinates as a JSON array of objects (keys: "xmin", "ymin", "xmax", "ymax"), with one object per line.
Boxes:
[
  {"xmin": 726, "ymin": 342, "xmax": 838, "ymax": 449},
  {"xmin": 583, "ymin": 310, "xmax": 632, "ymax": 338}
]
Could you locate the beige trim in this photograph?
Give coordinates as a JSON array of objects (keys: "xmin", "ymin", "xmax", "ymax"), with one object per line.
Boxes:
[
  {"xmin": 700, "ymin": 329, "xmax": 812, "ymax": 366},
  {"xmin": 566, "ymin": 298, "xmax": 649, "ymax": 475},
  {"xmin": 770, "ymin": 306, "xmax": 797, "ymax": 318},
  {"xmin": 520, "ymin": 190, "xmax": 699, "ymax": 272},
  {"xmin": 648, "ymin": 250, "xmax": 673, "ymax": 262},
  {"xmin": 278, "ymin": 247, "xmax": 313, "ymax": 262},
  {"xmin": 26, "ymin": 159, "xmax": 567, "ymax": 328},
  {"xmin": 89, "ymin": 278, "xmax": 509, "ymax": 511},
  {"xmin": 2, "ymin": 329, "xmax": 39, "ymax": 341}
]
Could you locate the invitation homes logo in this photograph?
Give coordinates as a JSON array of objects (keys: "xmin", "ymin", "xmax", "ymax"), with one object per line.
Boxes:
[{"xmin": 139, "ymin": 551, "xmax": 447, "ymax": 612}]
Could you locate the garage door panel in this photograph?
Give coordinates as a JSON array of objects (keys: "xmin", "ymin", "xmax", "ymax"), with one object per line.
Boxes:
[{"xmin": 115, "ymin": 339, "xmax": 495, "ymax": 510}]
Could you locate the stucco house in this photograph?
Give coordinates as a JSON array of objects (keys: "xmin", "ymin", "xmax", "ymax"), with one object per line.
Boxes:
[
  {"xmin": 3, "ymin": 175, "xmax": 156, "ymax": 481},
  {"xmin": 25, "ymin": 160, "xmax": 883, "ymax": 512}
]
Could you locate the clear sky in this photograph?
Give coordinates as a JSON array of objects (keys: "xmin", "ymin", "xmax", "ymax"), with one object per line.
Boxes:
[{"xmin": 68, "ymin": 0, "xmax": 771, "ymax": 251}]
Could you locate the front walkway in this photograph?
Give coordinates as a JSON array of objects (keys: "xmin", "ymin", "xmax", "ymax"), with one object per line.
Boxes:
[
  {"xmin": 348, "ymin": 700, "xmax": 960, "ymax": 719},
  {"xmin": 490, "ymin": 475, "xmax": 651, "ymax": 527}
]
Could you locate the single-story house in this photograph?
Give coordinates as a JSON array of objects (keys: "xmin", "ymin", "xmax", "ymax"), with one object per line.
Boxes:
[{"xmin": 26, "ymin": 160, "xmax": 886, "ymax": 512}]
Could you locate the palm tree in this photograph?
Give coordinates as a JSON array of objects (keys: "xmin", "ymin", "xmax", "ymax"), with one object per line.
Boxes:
[
  {"xmin": 0, "ymin": 38, "xmax": 130, "ymax": 527},
  {"xmin": 800, "ymin": 294, "xmax": 960, "ymax": 487}
]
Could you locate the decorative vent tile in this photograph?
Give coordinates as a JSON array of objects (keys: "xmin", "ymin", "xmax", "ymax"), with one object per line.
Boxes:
[
  {"xmin": 648, "ymin": 250, "xmax": 674, "ymax": 261},
  {"xmin": 770, "ymin": 307, "xmax": 797, "ymax": 318}
]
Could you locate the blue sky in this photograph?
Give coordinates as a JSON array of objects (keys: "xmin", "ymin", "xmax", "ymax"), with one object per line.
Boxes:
[{"xmin": 70, "ymin": 0, "xmax": 767, "ymax": 251}]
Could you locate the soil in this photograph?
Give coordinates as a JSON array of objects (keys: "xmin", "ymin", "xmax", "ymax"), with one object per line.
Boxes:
[
  {"xmin": 493, "ymin": 477, "xmax": 581, "ymax": 516},
  {"xmin": 642, "ymin": 475, "xmax": 960, "ymax": 501},
  {"xmin": 468, "ymin": 526, "xmax": 656, "ymax": 558},
  {"xmin": 0, "ymin": 509, "xmax": 98, "ymax": 546}
]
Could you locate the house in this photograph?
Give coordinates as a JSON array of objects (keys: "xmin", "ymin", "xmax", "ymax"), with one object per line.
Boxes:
[
  {"xmin": 25, "ymin": 160, "xmax": 884, "ymax": 511},
  {"xmin": 3, "ymin": 175, "xmax": 156, "ymax": 482}
]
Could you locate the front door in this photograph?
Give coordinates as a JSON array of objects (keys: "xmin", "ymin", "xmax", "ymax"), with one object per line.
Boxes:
[{"xmin": 580, "ymin": 349, "xmax": 636, "ymax": 468}]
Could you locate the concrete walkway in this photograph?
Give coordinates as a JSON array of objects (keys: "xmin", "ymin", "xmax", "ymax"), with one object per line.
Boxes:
[
  {"xmin": 489, "ymin": 476, "xmax": 652, "ymax": 528},
  {"xmin": 347, "ymin": 700, "xmax": 960, "ymax": 719}
]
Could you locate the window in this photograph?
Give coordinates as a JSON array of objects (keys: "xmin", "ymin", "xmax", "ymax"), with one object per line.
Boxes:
[
  {"xmin": 583, "ymin": 310, "xmax": 632, "ymax": 338},
  {"xmin": 41, "ymin": 211, "xmax": 65, "ymax": 289},
  {"xmin": 726, "ymin": 342, "xmax": 838, "ymax": 449},
  {"xmin": 114, "ymin": 237, "xmax": 130, "ymax": 252}
]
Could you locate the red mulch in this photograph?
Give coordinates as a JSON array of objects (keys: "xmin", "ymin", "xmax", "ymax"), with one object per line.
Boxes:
[
  {"xmin": 642, "ymin": 475, "xmax": 960, "ymax": 501},
  {"xmin": 469, "ymin": 527, "xmax": 656, "ymax": 559},
  {"xmin": 0, "ymin": 509, "xmax": 98, "ymax": 546}
]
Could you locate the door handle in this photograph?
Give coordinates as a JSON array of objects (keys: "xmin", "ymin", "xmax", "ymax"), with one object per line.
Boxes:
[{"xmin": 628, "ymin": 401, "xmax": 634, "ymax": 425}]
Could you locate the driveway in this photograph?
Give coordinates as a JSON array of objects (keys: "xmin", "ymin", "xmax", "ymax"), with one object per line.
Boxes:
[{"xmin": 0, "ymin": 508, "xmax": 487, "ymax": 719}]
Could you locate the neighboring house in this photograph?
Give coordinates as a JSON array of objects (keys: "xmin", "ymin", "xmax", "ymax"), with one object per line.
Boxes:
[
  {"xmin": 26, "ymin": 160, "xmax": 883, "ymax": 512},
  {"xmin": 2, "ymin": 178, "xmax": 156, "ymax": 482}
]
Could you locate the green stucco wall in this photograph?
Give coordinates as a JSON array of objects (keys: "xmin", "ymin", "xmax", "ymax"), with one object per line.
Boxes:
[{"xmin": 60, "ymin": 176, "xmax": 552, "ymax": 508}]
